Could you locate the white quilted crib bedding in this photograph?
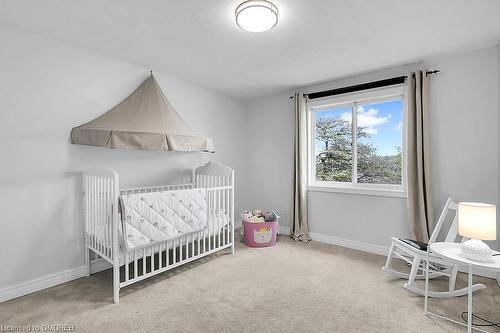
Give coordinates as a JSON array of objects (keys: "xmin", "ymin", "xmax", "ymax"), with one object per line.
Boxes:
[
  {"xmin": 120, "ymin": 188, "xmax": 210, "ymax": 250},
  {"xmin": 92, "ymin": 188, "xmax": 229, "ymax": 265}
]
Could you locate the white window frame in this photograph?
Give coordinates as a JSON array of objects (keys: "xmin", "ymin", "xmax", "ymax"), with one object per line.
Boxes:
[{"xmin": 307, "ymin": 84, "xmax": 407, "ymax": 198}]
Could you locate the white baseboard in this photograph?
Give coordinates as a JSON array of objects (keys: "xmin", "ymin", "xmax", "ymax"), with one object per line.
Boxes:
[
  {"xmin": 280, "ymin": 226, "xmax": 388, "ymax": 256},
  {"xmin": 281, "ymin": 227, "xmax": 500, "ymax": 283},
  {"xmin": 279, "ymin": 226, "xmax": 290, "ymax": 235},
  {"xmin": 90, "ymin": 258, "xmax": 112, "ymax": 274},
  {"xmin": 309, "ymin": 232, "xmax": 390, "ymax": 256},
  {"xmin": 0, "ymin": 259, "xmax": 112, "ymax": 303},
  {"xmin": 234, "ymin": 221, "xmax": 242, "ymax": 229},
  {"xmin": 0, "ymin": 266, "xmax": 86, "ymax": 303}
]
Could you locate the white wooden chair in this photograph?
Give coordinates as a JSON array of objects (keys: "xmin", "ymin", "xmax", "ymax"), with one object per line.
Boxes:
[{"xmin": 382, "ymin": 197, "xmax": 487, "ymax": 297}]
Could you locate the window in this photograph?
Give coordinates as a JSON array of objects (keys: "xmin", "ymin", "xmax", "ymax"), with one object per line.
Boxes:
[{"xmin": 308, "ymin": 85, "xmax": 406, "ymax": 196}]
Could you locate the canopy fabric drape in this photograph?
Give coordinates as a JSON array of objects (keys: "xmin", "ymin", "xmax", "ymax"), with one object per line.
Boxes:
[
  {"xmin": 291, "ymin": 93, "xmax": 311, "ymax": 242},
  {"xmin": 406, "ymin": 71, "xmax": 434, "ymax": 242},
  {"xmin": 71, "ymin": 74, "xmax": 214, "ymax": 152}
]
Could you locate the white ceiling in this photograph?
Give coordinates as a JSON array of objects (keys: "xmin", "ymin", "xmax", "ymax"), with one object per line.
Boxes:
[{"xmin": 1, "ymin": 0, "xmax": 500, "ymax": 99}]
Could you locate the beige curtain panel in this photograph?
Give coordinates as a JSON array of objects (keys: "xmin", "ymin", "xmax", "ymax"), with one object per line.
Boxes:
[
  {"xmin": 71, "ymin": 74, "xmax": 214, "ymax": 152},
  {"xmin": 292, "ymin": 93, "xmax": 311, "ymax": 242},
  {"xmin": 407, "ymin": 71, "xmax": 434, "ymax": 242}
]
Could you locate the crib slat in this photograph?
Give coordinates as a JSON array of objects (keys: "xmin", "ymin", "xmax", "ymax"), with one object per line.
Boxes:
[
  {"xmin": 212, "ymin": 190, "xmax": 217, "ymax": 249},
  {"xmin": 204, "ymin": 224, "xmax": 207, "ymax": 254},
  {"xmin": 134, "ymin": 250, "xmax": 138, "ymax": 279},
  {"xmin": 143, "ymin": 248, "xmax": 146, "ymax": 275},
  {"xmin": 160, "ymin": 243, "xmax": 164, "ymax": 269},
  {"xmin": 151, "ymin": 244, "xmax": 155, "ymax": 272},
  {"xmin": 222, "ymin": 177, "xmax": 225, "ymax": 245},
  {"xmin": 125, "ymin": 251, "xmax": 129, "ymax": 282},
  {"xmin": 108, "ymin": 178, "xmax": 113, "ymax": 259},
  {"xmin": 108, "ymin": 177, "xmax": 112, "ymax": 258},
  {"xmin": 197, "ymin": 231, "xmax": 201, "ymax": 256},
  {"xmin": 102, "ymin": 177, "xmax": 105, "ymax": 257},
  {"xmin": 102, "ymin": 176, "xmax": 106, "ymax": 256},
  {"xmin": 185, "ymin": 236, "xmax": 188, "ymax": 259},
  {"xmin": 108, "ymin": 176, "xmax": 111, "ymax": 259},
  {"xmin": 217, "ymin": 187, "xmax": 221, "ymax": 248},
  {"xmin": 214, "ymin": 177, "xmax": 217, "ymax": 249},
  {"xmin": 90, "ymin": 176, "xmax": 93, "ymax": 250},
  {"xmin": 179, "ymin": 238, "xmax": 181, "ymax": 262},
  {"xmin": 209, "ymin": 186, "xmax": 212, "ymax": 251},
  {"xmin": 102, "ymin": 177, "xmax": 106, "ymax": 257},
  {"xmin": 85, "ymin": 176, "xmax": 89, "ymax": 249},
  {"xmin": 188, "ymin": 235, "xmax": 192, "ymax": 259},
  {"xmin": 166, "ymin": 241, "xmax": 170, "ymax": 268},
  {"xmin": 104, "ymin": 177, "xmax": 108, "ymax": 258},
  {"xmin": 92, "ymin": 176, "xmax": 96, "ymax": 251},
  {"xmin": 227, "ymin": 178, "xmax": 230, "ymax": 245},
  {"xmin": 173, "ymin": 238, "xmax": 176, "ymax": 264},
  {"xmin": 191, "ymin": 234, "xmax": 195, "ymax": 258},
  {"xmin": 97, "ymin": 176, "xmax": 101, "ymax": 253},
  {"xmin": 100, "ymin": 177, "xmax": 104, "ymax": 255},
  {"xmin": 91, "ymin": 176, "xmax": 95, "ymax": 251}
]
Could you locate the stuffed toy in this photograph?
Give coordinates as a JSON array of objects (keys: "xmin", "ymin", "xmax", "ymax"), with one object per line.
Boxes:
[
  {"xmin": 249, "ymin": 215, "xmax": 265, "ymax": 223},
  {"xmin": 252, "ymin": 209, "xmax": 264, "ymax": 218},
  {"xmin": 264, "ymin": 211, "xmax": 279, "ymax": 222},
  {"xmin": 241, "ymin": 210, "xmax": 252, "ymax": 222}
]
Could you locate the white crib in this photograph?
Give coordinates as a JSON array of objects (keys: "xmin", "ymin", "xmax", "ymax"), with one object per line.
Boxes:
[{"xmin": 83, "ymin": 162, "xmax": 234, "ymax": 303}]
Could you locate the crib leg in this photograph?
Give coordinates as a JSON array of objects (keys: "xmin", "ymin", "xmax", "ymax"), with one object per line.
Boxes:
[
  {"xmin": 113, "ymin": 264, "xmax": 120, "ymax": 304},
  {"xmin": 84, "ymin": 246, "xmax": 90, "ymax": 277}
]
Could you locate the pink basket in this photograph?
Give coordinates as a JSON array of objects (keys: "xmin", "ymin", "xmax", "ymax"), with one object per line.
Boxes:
[{"xmin": 243, "ymin": 221, "xmax": 278, "ymax": 248}]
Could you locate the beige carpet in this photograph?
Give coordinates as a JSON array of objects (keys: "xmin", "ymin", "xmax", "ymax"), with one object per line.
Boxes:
[{"xmin": 1, "ymin": 235, "xmax": 499, "ymax": 333}]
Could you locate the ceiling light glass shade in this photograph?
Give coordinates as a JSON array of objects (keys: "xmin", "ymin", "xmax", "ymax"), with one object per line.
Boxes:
[{"xmin": 235, "ymin": 0, "xmax": 278, "ymax": 32}]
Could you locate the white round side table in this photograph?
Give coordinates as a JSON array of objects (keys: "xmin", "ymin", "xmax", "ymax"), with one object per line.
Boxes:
[{"xmin": 425, "ymin": 242, "xmax": 500, "ymax": 333}]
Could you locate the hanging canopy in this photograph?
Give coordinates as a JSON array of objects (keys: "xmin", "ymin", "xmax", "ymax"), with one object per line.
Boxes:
[{"xmin": 71, "ymin": 75, "xmax": 214, "ymax": 152}]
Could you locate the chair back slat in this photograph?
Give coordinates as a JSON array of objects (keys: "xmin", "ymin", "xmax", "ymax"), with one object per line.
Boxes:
[
  {"xmin": 429, "ymin": 197, "xmax": 459, "ymax": 244},
  {"xmin": 444, "ymin": 215, "xmax": 459, "ymax": 243}
]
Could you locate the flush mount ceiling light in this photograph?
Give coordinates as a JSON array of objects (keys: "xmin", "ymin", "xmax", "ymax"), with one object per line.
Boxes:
[{"xmin": 235, "ymin": 0, "xmax": 278, "ymax": 32}]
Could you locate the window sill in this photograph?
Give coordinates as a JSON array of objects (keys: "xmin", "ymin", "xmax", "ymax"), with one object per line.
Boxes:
[{"xmin": 307, "ymin": 185, "xmax": 407, "ymax": 198}]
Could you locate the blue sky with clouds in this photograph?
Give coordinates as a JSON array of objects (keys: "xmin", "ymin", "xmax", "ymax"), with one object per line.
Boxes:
[{"xmin": 316, "ymin": 99, "xmax": 402, "ymax": 156}]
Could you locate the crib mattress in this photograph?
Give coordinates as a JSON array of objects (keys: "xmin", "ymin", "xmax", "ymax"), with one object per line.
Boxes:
[{"xmin": 120, "ymin": 188, "xmax": 209, "ymax": 250}]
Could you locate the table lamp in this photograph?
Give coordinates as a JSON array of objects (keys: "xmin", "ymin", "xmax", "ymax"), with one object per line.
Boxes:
[{"xmin": 458, "ymin": 202, "xmax": 497, "ymax": 262}]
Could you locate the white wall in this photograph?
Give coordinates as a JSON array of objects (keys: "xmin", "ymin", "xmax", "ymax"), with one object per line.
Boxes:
[
  {"xmin": 0, "ymin": 22, "xmax": 248, "ymax": 291},
  {"xmin": 244, "ymin": 92, "xmax": 294, "ymax": 223},
  {"xmin": 426, "ymin": 46, "xmax": 499, "ymax": 249},
  {"xmin": 244, "ymin": 45, "xmax": 499, "ymax": 250}
]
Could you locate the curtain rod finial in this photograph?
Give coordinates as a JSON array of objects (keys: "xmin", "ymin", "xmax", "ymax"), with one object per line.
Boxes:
[{"xmin": 426, "ymin": 69, "xmax": 440, "ymax": 76}]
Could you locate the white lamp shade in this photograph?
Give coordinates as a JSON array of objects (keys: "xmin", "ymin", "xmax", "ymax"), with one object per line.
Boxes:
[{"xmin": 458, "ymin": 202, "xmax": 496, "ymax": 240}]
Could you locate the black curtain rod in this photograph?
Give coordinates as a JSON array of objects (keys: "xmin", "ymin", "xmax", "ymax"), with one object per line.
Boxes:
[
  {"xmin": 289, "ymin": 69, "xmax": 440, "ymax": 100},
  {"xmin": 306, "ymin": 76, "xmax": 405, "ymax": 100}
]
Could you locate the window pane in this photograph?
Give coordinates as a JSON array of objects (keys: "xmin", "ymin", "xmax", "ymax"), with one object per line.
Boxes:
[
  {"xmin": 356, "ymin": 99, "xmax": 402, "ymax": 185},
  {"xmin": 315, "ymin": 106, "xmax": 352, "ymax": 182}
]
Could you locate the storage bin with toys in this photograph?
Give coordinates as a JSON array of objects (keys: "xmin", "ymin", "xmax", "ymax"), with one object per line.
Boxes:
[{"xmin": 241, "ymin": 210, "xmax": 280, "ymax": 248}]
